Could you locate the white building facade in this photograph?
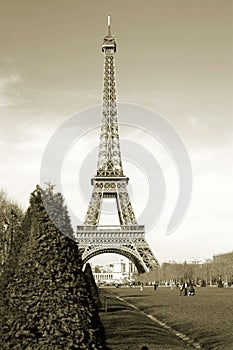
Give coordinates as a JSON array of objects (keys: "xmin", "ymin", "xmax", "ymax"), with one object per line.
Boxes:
[{"xmin": 91, "ymin": 258, "xmax": 137, "ymax": 285}]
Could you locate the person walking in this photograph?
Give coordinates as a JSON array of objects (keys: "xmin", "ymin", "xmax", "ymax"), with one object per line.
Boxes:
[
  {"xmin": 179, "ymin": 283, "xmax": 183, "ymax": 296},
  {"xmin": 183, "ymin": 281, "xmax": 189, "ymax": 296}
]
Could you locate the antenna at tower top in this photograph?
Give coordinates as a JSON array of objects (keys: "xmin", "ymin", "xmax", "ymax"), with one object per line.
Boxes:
[
  {"xmin": 102, "ymin": 14, "xmax": 116, "ymax": 52},
  {"xmin": 107, "ymin": 14, "xmax": 111, "ymax": 35}
]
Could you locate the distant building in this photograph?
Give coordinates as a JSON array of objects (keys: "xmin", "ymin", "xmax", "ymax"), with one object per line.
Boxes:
[
  {"xmin": 214, "ymin": 251, "xmax": 233, "ymax": 261},
  {"xmin": 90, "ymin": 258, "xmax": 137, "ymax": 284},
  {"xmin": 213, "ymin": 251, "xmax": 233, "ymax": 285}
]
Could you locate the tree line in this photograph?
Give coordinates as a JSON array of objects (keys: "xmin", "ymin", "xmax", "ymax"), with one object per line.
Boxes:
[{"xmin": 138, "ymin": 256, "xmax": 233, "ymax": 287}]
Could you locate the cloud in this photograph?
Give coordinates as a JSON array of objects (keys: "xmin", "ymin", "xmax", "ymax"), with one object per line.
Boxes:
[
  {"xmin": 0, "ymin": 74, "xmax": 21, "ymax": 88},
  {"xmin": 0, "ymin": 74, "xmax": 21, "ymax": 106}
]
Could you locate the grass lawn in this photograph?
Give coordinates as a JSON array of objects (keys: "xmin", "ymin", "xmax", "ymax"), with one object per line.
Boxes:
[
  {"xmin": 99, "ymin": 288, "xmax": 190, "ymax": 350},
  {"xmin": 100, "ymin": 286, "xmax": 233, "ymax": 350}
]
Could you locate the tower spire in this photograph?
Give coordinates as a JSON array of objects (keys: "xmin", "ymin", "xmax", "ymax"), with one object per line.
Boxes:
[
  {"xmin": 108, "ymin": 15, "xmax": 111, "ymax": 35},
  {"xmin": 99, "ymin": 15, "xmax": 121, "ymax": 176}
]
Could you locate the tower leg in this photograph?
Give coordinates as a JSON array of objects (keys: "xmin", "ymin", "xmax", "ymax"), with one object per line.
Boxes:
[
  {"xmin": 84, "ymin": 192, "xmax": 102, "ymax": 225},
  {"xmin": 117, "ymin": 184, "xmax": 137, "ymax": 225}
]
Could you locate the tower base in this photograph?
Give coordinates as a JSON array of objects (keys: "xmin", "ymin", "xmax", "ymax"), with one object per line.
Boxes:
[{"xmin": 76, "ymin": 225, "xmax": 159, "ymax": 273}]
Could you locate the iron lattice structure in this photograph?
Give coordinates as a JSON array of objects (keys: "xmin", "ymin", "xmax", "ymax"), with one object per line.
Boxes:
[{"xmin": 77, "ymin": 17, "xmax": 159, "ymax": 273}]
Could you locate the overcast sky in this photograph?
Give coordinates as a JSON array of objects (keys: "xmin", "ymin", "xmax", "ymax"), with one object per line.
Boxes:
[{"xmin": 0, "ymin": 0, "xmax": 232, "ymax": 264}]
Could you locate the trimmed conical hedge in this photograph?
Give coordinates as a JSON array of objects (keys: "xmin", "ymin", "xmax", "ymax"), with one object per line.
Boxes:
[
  {"xmin": 0, "ymin": 185, "xmax": 108, "ymax": 349},
  {"xmin": 84, "ymin": 263, "xmax": 102, "ymax": 311}
]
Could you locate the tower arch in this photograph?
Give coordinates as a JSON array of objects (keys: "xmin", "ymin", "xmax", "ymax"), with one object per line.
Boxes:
[{"xmin": 83, "ymin": 246, "xmax": 147, "ymax": 274}]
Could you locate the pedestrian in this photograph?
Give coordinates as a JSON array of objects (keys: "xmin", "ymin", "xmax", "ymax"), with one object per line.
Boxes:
[
  {"xmin": 183, "ymin": 281, "xmax": 188, "ymax": 296},
  {"xmin": 189, "ymin": 284, "xmax": 195, "ymax": 296},
  {"xmin": 179, "ymin": 283, "xmax": 183, "ymax": 296},
  {"xmin": 140, "ymin": 282, "xmax": 144, "ymax": 291},
  {"xmin": 153, "ymin": 283, "xmax": 157, "ymax": 291}
]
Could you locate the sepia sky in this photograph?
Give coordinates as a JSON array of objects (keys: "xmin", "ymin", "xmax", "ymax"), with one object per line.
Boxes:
[{"xmin": 0, "ymin": 0, "xmax": 232, "ymax": 264}]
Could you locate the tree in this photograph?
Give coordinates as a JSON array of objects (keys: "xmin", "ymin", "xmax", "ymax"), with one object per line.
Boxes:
[
  {"xmin": 84, "ymin": 263, "xmax": 102, "ymax": 311},
  {"xmin": 0, "ymin": 189, "xmax": 24, "ymax": 275},
  {"xmin": 0, "ymin": 185, "xmax": 107, "ymax": 349}
]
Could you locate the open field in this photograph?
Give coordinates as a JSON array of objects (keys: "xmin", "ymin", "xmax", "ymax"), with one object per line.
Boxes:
[
  {"xmin": 99, "ymin": 288, "xmax": 190, "ymax": 350},
  {"xmin": 99, "ymin": 286, "xmax": 233, "ymax": 350}
]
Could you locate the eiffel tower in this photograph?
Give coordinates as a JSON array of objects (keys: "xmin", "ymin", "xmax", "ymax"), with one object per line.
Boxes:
[{"xmin": 76, "ymin": 16, "xmax": 159, "ymax": 273}]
